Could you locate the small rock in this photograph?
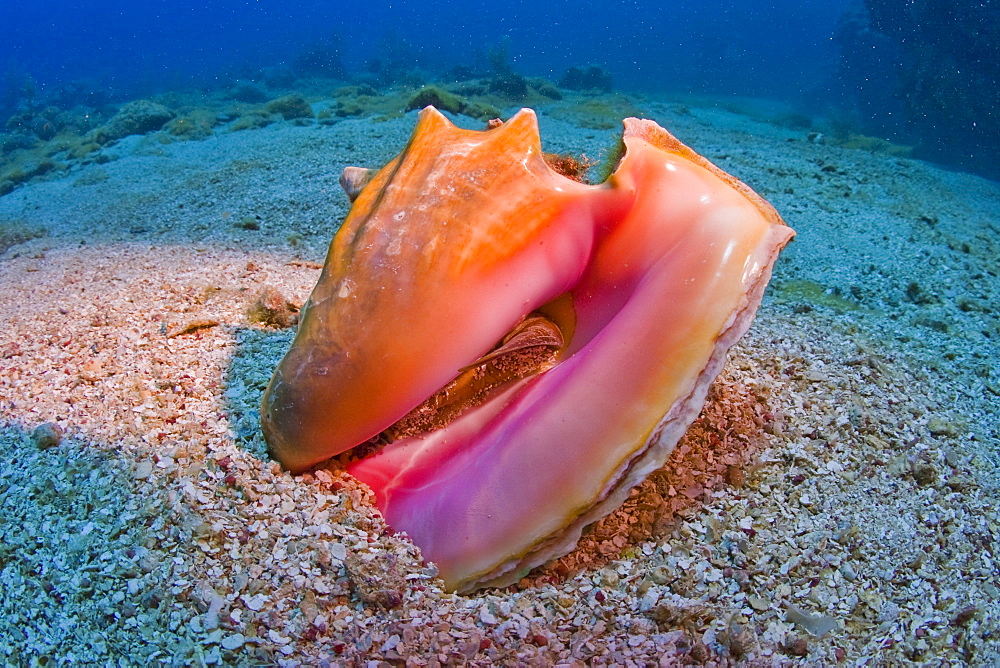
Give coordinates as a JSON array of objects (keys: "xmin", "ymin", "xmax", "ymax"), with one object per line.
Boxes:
[
  {"xmin": 246, "ymin": 287, "xmax": 298, "ymax": 328},
  {"xmin": 329, "ymin": 542, "xmax": 347, "ymax": 562},
  {"xmin": 687, "ymin": 641, "xmax": 711, "ymax": 662},
  {"xmin": 877, "ymin": 601, "xmax": 900, "ymax": 623},
  {"xmin": 904, "ymin": 281, "xmax": 940, "ymax": 305},
  {"xmin": 649, "ymin": 566, "xmax": 671, "ymax": 585},
  {"xmin": 234, "ymin": 216, "xmax": 260, "ymax": 231},
  {"xmin": 912, "ymin": 461, "xmax": 938, "ymax": 487},
  {"xmin": 31, "ymin": 422, "xmax": 63, "ymax": 449},
  {"xmin": 783, "ymin": 636, "xmax": 809, "ymax": 657},
  {"xmin": 887, "ymin": 454, "xmax": 910, "ymax": 477},
  {"xmin": 946, "ymin": 474, "xmax": 974, "ymax": 492},
  {"xmin": 241, "ymin": 593, "xmax": 266, "ymax": 611},
  {"xmin": 267, "ymin": 628, "xmax": 291, "ymax": 644},
  {"xmin": 133, "ymin": 460, "xmax": 154, "ymax": 479},
  {"xmin": 724, "ymin": 465, "xmax": 746, "ymax": 487},
  {"xmin": 79, "ymin": 358, "xmax": 103, "ymax": 381},
  {"xmin": 952, "ymin": 605, "xmax": 978, "ymax": 627},
  {"xmin": 927, "ymin": 417, "xmax": 960, "ymax": 437},
  {"xmin": 345, "ymin": 551, "xmax": 406, "ymax": 608}
]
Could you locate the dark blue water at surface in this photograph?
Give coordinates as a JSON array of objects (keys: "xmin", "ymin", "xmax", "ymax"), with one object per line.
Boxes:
[
  {"xmin": 2, "ymin": 0, "xmax": 998, "ymax": 179},
  {"xmin": 2, "ymin": 0, "xmax": 849, "ymax": 102}
]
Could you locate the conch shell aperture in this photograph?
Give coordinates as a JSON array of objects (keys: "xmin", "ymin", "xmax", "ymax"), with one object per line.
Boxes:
[{"xmin": 261, "ymin": 106, "xmax": 794, "ymax": 593}]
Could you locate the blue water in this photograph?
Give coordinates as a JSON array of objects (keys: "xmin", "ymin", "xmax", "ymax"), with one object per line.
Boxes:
[
  {"xmin": 2, "ymin": 0, "xmax": 997, "ymax": 179},
  {"xmin": 2, "ymin": 0, "xmax": 849, "ymax": 102}
]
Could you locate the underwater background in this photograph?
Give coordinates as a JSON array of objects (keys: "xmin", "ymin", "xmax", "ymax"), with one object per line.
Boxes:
[
  {"xmin": 1, "ymin": 0, "xmax": 999, "ymax": 665},
  {"xmin": 2, "ymin": 0, "xmax": 997, "ymax": 179}
]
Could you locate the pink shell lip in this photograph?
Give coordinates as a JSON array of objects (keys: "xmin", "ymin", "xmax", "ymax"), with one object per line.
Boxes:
[{"xmin": 262, "ymin": 106, "xmax": 794, "ymax": 592}]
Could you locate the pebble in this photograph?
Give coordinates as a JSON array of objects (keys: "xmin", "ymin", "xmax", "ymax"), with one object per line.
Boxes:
[
  {"xmin": 133, "ymin": 460, "xmax": 154, "ymax": 479},
  {"xmin": 30, "ymin": 422, "xmax": 62, "ymax": 449},
  {"xmin": 927, "ymin": 417, "xmax": 960, "ymax": 437}
]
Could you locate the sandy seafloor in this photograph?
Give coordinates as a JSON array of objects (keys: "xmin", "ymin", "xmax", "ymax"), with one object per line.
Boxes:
[{"xmin": 0, "ymin": 92, "xmax": 998, "ymax": 666}]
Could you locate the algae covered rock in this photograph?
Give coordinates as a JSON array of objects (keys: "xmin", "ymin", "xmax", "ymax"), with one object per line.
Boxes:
[
  {"xmin": 528, "ymin": 77, "xmax": 563, "ymax": 100},
  {"xmin": 264, "ymin": 93, "xmax": 314, "ymax": 120},
  {"xmin": 91, "ymin": 100, "xmax": 176, "ymax": 144},
  {"xmin": 559, "ymin": 66, "xmax": 613, "ymax": 93},
  {"xmin": 406, "ymin": 86, "xmax": 465, "ymax": 116},
  {"xmin": 549, "ymin": 96, "xmax": 645, "ymax": 130},
  {"xmin": 228, "ymin": 81, "xmax": 269, "ymax": 103},
  {"xmin": 331, "ymin": 85, "xmax": 386, "ymax": 117},
  {"xmin": 405, "ymin": 86, "xmax": 499, "ymax": 121},
  {"xmin": 231, "ymin": 110, "xmax": 275, "ymax": 132},
  {"xmin": 0, "ymin": 157, "xmax": 60, "ymax": 196},
  {"xmin": 488, "ymin": 73, "xmax": 529, "ymax": 101},
  {"xmin": 4, "ymin": 110, "xmax": 61, "ymax": 140},
  {"xmin": 165, "ymin": 109, "xmax": 220, "ymax": 140},
  {"xmin": 0, "ymin": 132, "xmax": 39, "ymax": 153},
  {"xmin": 0, "ymin": 219, "xmax": 47, "ymax": 253}
]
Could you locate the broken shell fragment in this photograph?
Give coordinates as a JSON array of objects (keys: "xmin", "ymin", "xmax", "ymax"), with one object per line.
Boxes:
[
  {"xmin": 338, "ymin": 166, "xmax": 375, "ymax": 203},
  {"xmin": 260, "ymin": 106, "xmax": 794, "ymax": 592}
]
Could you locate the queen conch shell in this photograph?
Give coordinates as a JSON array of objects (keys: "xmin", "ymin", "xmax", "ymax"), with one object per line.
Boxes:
[{"xmin": 261, "ymin": 106, "xmax": 794, "ymax": 593}]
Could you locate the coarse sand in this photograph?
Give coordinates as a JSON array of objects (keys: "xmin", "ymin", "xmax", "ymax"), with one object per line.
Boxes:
[{"xmin": 0, "ymin": 95, "xmax": 998, "ymax": 665}]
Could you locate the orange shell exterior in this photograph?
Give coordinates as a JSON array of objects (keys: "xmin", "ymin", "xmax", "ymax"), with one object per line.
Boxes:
[{"xmin": 261, "ymin": 106, "xmax": 794, "ymax": 592}]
